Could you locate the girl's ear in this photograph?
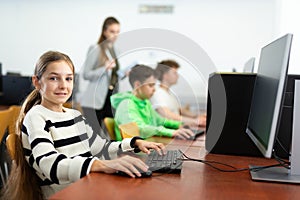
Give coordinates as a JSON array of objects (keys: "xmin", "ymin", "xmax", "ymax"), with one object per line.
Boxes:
[{"xmin": 32, "ymin": 76, "xmax": 40, "ymax": 90}]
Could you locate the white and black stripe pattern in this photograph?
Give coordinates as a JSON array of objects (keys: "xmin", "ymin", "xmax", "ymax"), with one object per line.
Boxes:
[{"xmin": 21, "ymin": 105, "xmax": 134, "ymax": 196}]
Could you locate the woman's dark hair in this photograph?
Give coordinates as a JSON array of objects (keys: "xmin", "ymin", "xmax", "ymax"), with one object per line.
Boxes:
[
  {"xmin": 96, "ymin": 16, "xmax": 120, "ymax": 66},
  {"xmin": 97, "ymin": 16, "xmax": 120, "ymax": 45}
]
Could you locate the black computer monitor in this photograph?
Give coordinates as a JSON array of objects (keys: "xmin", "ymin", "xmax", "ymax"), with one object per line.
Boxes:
[
  {"xmin": 0, "ymin": 75, "xmax": 33, "ymax": 105},
  {"xmin": 245, "ymin": 34, "xmax": 300, "ymax": 183}
]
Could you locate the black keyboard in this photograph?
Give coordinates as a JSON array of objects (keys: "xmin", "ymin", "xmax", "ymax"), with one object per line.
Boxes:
[{"xmin": 145, "ymin": 150, "xmax": 183, "ymax": 173}]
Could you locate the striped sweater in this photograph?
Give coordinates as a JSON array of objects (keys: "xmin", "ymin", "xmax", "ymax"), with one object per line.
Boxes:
[{"xmin": 22, "ymin": 105, "xmax": 134, "ymax": 197}]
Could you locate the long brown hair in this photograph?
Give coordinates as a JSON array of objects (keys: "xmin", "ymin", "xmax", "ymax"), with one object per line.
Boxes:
[
  {"xmin": 97, "ymin": 16, "xmax": 120, "ymax": 65},
  {"xmin": 1, "ymin": 51, "xmax": 75, "ymax": 200}
]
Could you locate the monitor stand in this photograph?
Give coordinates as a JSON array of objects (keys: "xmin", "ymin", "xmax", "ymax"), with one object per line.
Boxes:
[
  {"xmin": 249, "ymin": 165, "xmax": 300, "ymax": 183},
  {"xmin": 250, "ymin": 80, "xmax": 300, "ymax": 184}
]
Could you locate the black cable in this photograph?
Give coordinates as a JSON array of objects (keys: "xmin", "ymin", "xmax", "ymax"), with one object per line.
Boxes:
[
  {"xmin": 179, "ymin": 150, "xmax": 290, "ymax": 173},
  {"xmin": 179, "ymin": 151, "xmax": 249, "ymax": 172},
  {"xmin": 249, "ymin": 163, "xmax": 286, "ymax": 172},
  {"xmin": 273, "ymin": 151, "xmax": 290, "ymax": 169},
  {"xmin": 275, "ymin": 137, "xmax": 291, "ymax": 156},
  {"xmin": 273, "ymin": 153, "xmax": 289, "ymax": 164}
]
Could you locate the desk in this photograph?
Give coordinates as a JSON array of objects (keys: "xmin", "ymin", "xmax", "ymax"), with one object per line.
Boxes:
[
  {"xmin": 147, "ymin": 132, "xmax": 206, "ymax": 147},
  {"xmin": 49, "ymin": 138, "xmax": 300, "ymax": 200}
]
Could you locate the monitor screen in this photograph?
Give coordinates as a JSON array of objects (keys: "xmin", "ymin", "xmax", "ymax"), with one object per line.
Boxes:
[
  {"xmin": 243, "ymin": 57, "xmax": 255, "ymax": 73},
  {"xmin": 0, "ymin": 75, "xmax": 33, "ymax": 105},
  {"xmin": 246, "ymin": 34, "xmax": 293, "ymax": 158}
]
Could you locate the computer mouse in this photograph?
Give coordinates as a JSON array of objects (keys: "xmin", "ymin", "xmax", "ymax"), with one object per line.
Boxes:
[{"xmin": 115, "ymin": 170, "xmax": 152, "ymax": 178}]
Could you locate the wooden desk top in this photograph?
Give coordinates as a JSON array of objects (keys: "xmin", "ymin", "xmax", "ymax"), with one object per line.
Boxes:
[
  {"xmin": 49, "ymin": 138, "xmax": 300, "ymax": 200},
  {"xmin": 147, "ymin": 134, "xmax": 206, "ymax": 147}
]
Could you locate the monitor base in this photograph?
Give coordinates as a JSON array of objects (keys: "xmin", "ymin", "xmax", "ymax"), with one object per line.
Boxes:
[{"xmin": 249, "ymin": 165, "xmax": 300, "ymax": 184}]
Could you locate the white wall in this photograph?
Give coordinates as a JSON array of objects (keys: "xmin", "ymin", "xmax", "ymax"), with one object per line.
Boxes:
[
  {"xmin": 0, "ymin": 0, "xmax": 280, "ymax": 75},
  {"xmin": 278, "ymin": 0, "xmax": 300, "ymax": 74},
  {"xmin": 1, "ymin": 0, "xmax": 298, "ymax": 109}
]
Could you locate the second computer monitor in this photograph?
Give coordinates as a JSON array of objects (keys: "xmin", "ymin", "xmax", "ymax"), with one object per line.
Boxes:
[
  {"xmin": 0, "ymin": 75, "xmax": 33, "ymax": 105},
  {"xmin": 243, "ymin": 57, "xmax": 255, "ymax": 73},
  {"xmin": 246, "ymin": 34, "xmax": 292, "ymax": 158}
]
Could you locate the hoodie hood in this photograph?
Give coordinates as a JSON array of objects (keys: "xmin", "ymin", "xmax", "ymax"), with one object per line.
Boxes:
[{"xmin": 111, "ymin": 91, "xmax": 147, "ymax": 109}]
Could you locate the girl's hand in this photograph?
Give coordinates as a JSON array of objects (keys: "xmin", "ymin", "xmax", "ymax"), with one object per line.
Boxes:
[
  {"xmin": 134, "ymin": 140, "xmax": 166, "ymax": 155},
  {"xmin": 91, "ymin": 155, "xmax": 148, "ymax": 178}
]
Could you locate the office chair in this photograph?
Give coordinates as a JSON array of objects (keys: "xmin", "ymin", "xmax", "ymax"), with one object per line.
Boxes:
[
  {"xmin": 6, "ymin": 134, "xmax": 17, "ymax": 160},
  {"xmin": 0, "ymin": 107, "xmax": 13, "ymax": 187},
  {"xmin": 7, "ymin": 105, "xmax": 21, "ymax": 136},
  {"xmin": 0, "ymin": 108, "xmax": 11, "ymax": 143},
  {"xmin": 63, "ymin": 101, "xmax": 84, "ymax": 114},
  {"xmin": 103, "ymin": 117, "xmax": 116, "ymax": 141},
  {"xmin": 5, "ymin": 105, "xmax": 21, "ymax": 161},
  {"xmin": 119, "ymin": 122, "xmax": 140, "ymax": 139}
]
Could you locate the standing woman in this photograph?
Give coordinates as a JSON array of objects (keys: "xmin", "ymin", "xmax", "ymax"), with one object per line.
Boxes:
[{"xmin": 79, "ymin": 16, "xmax": 120, "ymax": 134}]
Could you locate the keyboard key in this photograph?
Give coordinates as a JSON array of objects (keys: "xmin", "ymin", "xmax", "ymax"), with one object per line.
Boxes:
[{"xmin": 145, "ymin": 150, "xmax": 183, "ymax": 173}]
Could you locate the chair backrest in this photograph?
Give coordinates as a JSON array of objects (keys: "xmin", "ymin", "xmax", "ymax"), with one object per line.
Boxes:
[
  {"xmin": 6, "ymin": 106, "xmax": 21, "ymax": 160},
  {"xmin": 1, "ymin": 106, "xmax": 21, "ymax": 160},
  {"xmin": 0, "ymin": 108, "xmax": 13, "ymax": 143},
  {"xmin": 6, "ymin": 133, "xmax": 17, "ymax": 160},
  {"xmin": 8, "ymin": 105, "xmax": 21, "ymax": 136},
  {"xmin": 103, "ymin": 117, "xmax": 116, "ymax": 141},
  {"xmin": 119, "ymin": 122, "xmax": 140, "ymax": 139},
  {"xmin": 63, "ymin": 101, "xmax": 84, "ymax": 114},
  {"xmin": 0, "ymin": 107, "xmax": 14, "ymax": 186}
]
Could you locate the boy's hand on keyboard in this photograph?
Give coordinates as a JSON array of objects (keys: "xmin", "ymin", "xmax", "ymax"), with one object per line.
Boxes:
[
  {"xmin": 135, "ymin": 140, "xmax": 166, "ymax": 155},
  {"xmin": 173, "ymin": 128, "xmax": 194, "ymax": 140}
]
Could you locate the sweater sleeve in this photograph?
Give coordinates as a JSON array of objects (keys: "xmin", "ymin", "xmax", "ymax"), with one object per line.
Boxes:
[
  {"xmin": 114, "ymin": 99, "xmax": 179, "ymax": 138},
  {"xmin": 22, "ymin": 114, "xmax": 95, "ymax": 184},
  {"xmin": 86, "ymin": 122, "xmax": 133, "ymax": 160},
  {"xmin": 22, "ymin": 111, "xmax": 137, "ymax": 185},
  {"xmin": 82, "ymin": 45, "xmax": 107, "ymax": 81},
  {"xmin": 151, "ymin": 107, "xmax": 182, "ymax": 129}
]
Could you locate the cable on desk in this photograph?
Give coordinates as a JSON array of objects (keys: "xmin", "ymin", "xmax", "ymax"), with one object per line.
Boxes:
[{"xmin": 179, "ymin": 150, "xmax": 290, "ymax": 173}]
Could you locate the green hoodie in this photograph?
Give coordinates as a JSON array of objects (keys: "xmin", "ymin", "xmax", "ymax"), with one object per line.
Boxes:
[{"xmin": 111, "ymin": 92, "xmax": 182, "ymax": 141}]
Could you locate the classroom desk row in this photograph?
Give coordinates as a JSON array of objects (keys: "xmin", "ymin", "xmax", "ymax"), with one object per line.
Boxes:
[{"xmin": 49, "ymin": 135, "xmax": 300, "ymax": 200}]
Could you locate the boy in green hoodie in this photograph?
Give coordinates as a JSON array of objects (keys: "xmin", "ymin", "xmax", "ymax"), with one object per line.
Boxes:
[{"xmin": 111, "ymin": 64, "xmax": 194, "ymax": 141}]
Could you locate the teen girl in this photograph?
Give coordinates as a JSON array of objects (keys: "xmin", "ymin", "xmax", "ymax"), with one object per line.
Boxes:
[{"xmin": 1, "ymin": 51, "xmax": 165, "ymax": 200}]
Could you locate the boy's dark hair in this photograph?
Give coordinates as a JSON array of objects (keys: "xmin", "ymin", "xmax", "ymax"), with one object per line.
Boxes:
[
  {"xmin": 155, "ymin": 60, "xmax": 180, "ymax": 81},
  {"xmin": 129, "ymin": 64, "xmax": 155, "ymax": 87}
]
